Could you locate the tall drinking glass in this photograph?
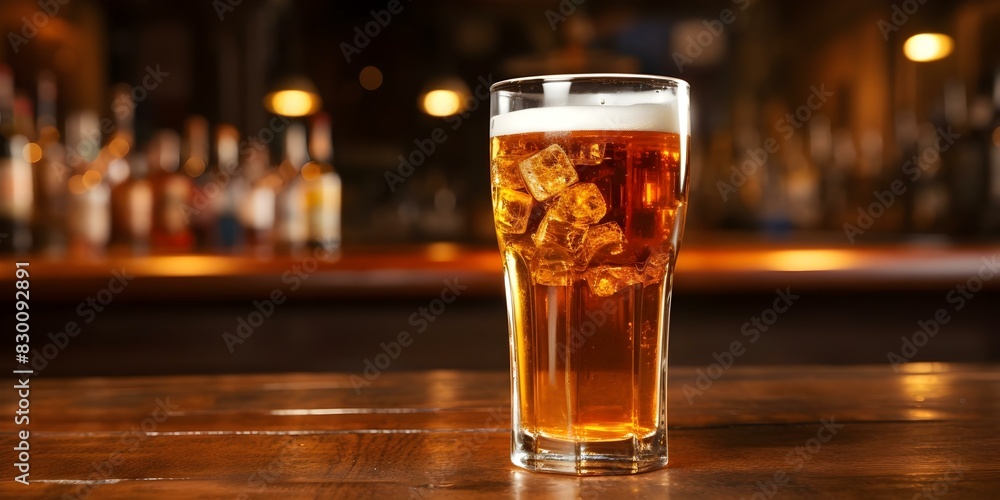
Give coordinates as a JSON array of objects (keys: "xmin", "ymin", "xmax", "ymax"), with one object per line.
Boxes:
[{"xmin": 489, "ymin": 74, "xmax": 690, "ymax": 475}]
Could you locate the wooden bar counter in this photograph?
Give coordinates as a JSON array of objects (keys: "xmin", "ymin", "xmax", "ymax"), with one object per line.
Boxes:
[
  {"xmin": 7, "ymin": 242, "xmax": 1000, "ymax": 302},
  {"xmin": 2, "ymin": 363, "xmax": 998, "ymax": 498}
]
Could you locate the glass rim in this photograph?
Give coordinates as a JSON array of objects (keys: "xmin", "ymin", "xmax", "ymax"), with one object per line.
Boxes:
[{"xmin": 490, "ymin": 73, "xmax": 689, "ymax": 93}]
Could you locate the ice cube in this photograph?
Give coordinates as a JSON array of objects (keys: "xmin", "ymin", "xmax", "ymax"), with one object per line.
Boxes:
[
  {"xmin": 518, "ymin": 144, "xmax": 578, "ymax": 201},
  {"xmin": 583, "ymin": 265, "xmax": 639, "ymax": 297},
  {"xmin": 532, "ymin": 211, "xmax": 586, "ymax": 255},
  {"xmin": 641, "ymin": 247, "xmax": 673, "ymax": 284},
  {"xmin": 549, "ymin": 183, "xmax": 607, "ymax": 226},
  {"xmin": 579, "ymin": 222, "xmax": 626, "ymax": 267},
  {"xmin": 494, "ymin": 188, "xmax": 534, "ymax": 234},
  {"xmin": 532, "ymin": 248, "xmax": 573, "ymax": 286},
  {"xmin": 566, "ymin": 141, "xmax": 606, "ymax": 165},
  {"xmin": 491, "ymin": 154, "xmax": 526, "ymax": 191},
  {"xmin": 501, "ymin": 234, "xmax": 536, "ymax": 264}
]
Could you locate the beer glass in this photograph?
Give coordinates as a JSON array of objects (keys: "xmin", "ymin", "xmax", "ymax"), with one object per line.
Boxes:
[{"xmin": 489, "ymin": 74, "xmax": 690, "ymax": 475}]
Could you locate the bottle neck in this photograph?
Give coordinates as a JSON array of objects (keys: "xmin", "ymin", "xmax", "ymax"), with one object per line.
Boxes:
[
  {"xmin": 283, "ymin": 122, "xmax": 308, "ymax": 169},
  {"xmin": 182, "ymin": 117, "xmax": 210, "ymax": 178},
  {"xmin": 215, "ymin": 125, "xmax": 240, "ymax": 172},
  {"xmin": 0, "ymin": 79, "xmax": 14, "ymax": 137},
  {"xmin": 310, "ymin": 114, "xmax": 333, "ymax": 164},
  {"xmin": 37, "ymin": 72, "xmax": 57, "ymax": 132}
]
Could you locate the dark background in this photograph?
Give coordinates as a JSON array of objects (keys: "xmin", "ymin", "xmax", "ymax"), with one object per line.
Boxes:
[
  {"xmin": 3, "ymin": 0, "xmax": 999, "ymax": 377},
  {"xmin": 5, "ymin": 0, "xmax": 1000, "ymax": 243}
]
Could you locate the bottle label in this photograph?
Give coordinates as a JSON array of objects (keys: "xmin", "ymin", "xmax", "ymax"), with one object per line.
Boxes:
[{"xmin": 0, "ymin": 158, "xmax": 33, "ymax": 217}]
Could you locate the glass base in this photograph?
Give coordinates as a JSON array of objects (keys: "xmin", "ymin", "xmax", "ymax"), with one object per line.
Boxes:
[{"xmin": 512, "ymin": 429, "xmax": 667, "ymax": 475}]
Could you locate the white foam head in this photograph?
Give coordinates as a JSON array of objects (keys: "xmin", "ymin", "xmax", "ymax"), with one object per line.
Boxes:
[
  {"xmin": 490, "ymin": 103, "xmax": 682, "ymax": 137},
  {"xmin": 490, "ymin": 78, "xmax": 687, "ymax": 136}
]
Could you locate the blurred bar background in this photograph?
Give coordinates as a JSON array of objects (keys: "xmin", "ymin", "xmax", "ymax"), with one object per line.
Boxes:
[{"xmin": 1, "ymin": 0, "xmax": 998, "ymax": 376}]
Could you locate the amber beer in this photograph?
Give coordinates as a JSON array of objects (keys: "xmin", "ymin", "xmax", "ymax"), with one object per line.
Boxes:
[{"xmin": 490, "ymin": 75, "xmax": 689, "ymax": 475}]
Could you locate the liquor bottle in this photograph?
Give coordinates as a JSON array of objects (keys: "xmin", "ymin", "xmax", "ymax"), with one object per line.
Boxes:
[
  {"xmin": 239, "ymin": 138, "xmax": 279, "ymax": 256},
  {"xmin": 149, "ymin": 129, "xmax": 194, "ymax": 250},
  {"xmin": 982, "ymin": 68, "xmax": 1000, "ymax": 235},
  {"xmin": 212, "ymin": 124, "xmax": 246, "ymax": 250},
  {"xmin": 65, "ymin": 111, "xmax": 111, "ymax": 255},
  {"xmin": 909, "ymin": 120, "xmax": 948, "ymax": 234},
  {"xmin": 910, "ymin": 87, "xmax": 957, "ymax": 235},
  {"xmin": 32, "ymin": 71, "xmax": 69, "ymax": 254},
  {"xmin": 0, "ymin": 65, "xmax": 33, "ymax": 253},
  {"xmin": 303, "ymin": 112, "xmax": 342, "ymax": 250},
  {"xmin": 104, "ymin": 84, "xmax": 134, "ymax": 189},
  {"xmin": 182, "ymin": 115, "xmax": 214, "ymax": 248},
  {"xmin": 893, "ymin": 110, "xmax": 920, "ymax": 233},
  {"xmin": 809, "ymin": 113, "xmax": 844, "ymax": 229},
  {"xmin": 109, "ymin": 85, "xmax": 153, "ymax": 252},
  {"xmin": 275, "ymin": 122, "xmax": 308, "ymax": 253}
]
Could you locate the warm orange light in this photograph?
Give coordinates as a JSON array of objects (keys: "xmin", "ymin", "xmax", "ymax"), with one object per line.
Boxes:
[
  {"xmin": 81, "ymin": 169, "xmax": 103, "ymax": 190},
  {"xmin": 39, "ymin": 125, "xmax": 60, "ymax": 142},
  {"xmin": 23, "ymin": 143, "xmax": 43, "ymax": 163},
  {"xmin": 264, "ymin": 90, "xmax": 322, "ymax": 117},
  {"xmin": 903, "ymin": 33, "xmax": 953, "ymax": 62},
  {"xmin": 421, "ymin": 90, "xmax": 463, "ymax": 117},
  {"xmin": 895, "ymin": 362, "xmax": 949, "ymax": 374},
  {"xmin": 133, "ymin": 256, "xmax": 246, "ymax": 277},
  {"xmin": 642, "ymin": 182, "xmax": 658, "ymax": 208},
  {"xmin": 761, "ymin": 250, "xmax": 858, "ymax": 272},
  {"xmin": 426, "ymin": 242, "xmax": 461, "ymax": 262},
  {"xmin": 359, "ymin": 66, "xmax": 383, "ymax": 91},
  {"xmin": 419, "ymin": 77, "xmax": 471, "ymax": 117},
  {"xmin": 108, "ymin": 137, "xmax": 131, "ymax": 158},
  {"xmin": 301, "ymin": 161, "xmax": 322, "ymax": 182},
  {"xmin": 68, "ymin": 174, "xmax": 86, "ymax": 195},
  {"xmin": 183, "ymin": 158, "xmax": 206, "ymax": 178},
  {"xmin": 278, "ymin": 160, "xmax": 299, "ymax": 180}
]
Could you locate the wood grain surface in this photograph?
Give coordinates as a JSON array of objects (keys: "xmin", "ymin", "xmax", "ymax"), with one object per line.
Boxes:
[{"xmin": 2, "ymin": 364, "xmax": 999, "ymax": 498}]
